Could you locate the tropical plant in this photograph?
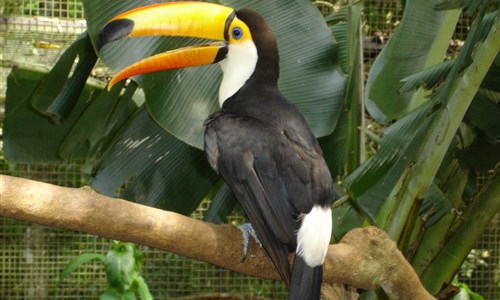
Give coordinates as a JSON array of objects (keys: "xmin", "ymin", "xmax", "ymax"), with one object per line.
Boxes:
[
  {"xmin": 451, "ymin": 278, "xmax": 486, "ymax": 300},
  {"xmin": 2, "ymin": 0, "xmax": 500, "ymax": 298},
  {"xmin": 58, "ymin": 242, "xmax": 153, "ymax": 300}
]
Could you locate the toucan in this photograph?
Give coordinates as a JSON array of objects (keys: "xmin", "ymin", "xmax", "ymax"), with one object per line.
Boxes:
[{"xmin": 97, "ymin": 2, "xmax": 335, "ymax": 299}]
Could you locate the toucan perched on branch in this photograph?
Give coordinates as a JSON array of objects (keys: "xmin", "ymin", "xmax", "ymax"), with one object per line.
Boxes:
[{"xmin": 97, "ymin": 2, "xmax": 335, "ymax": 299}]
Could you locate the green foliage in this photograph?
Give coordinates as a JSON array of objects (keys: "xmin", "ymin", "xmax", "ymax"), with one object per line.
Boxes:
[
  {"xmin": 365, "ymin": 0, "xmax": 461, "ymax": 122},
  {"xmin": 85, "ymin": 0, "xmax": 345, "ymax": 149},
  {"xmin": 3, "ymin": 0, "xmax": 500, "ymax": 298},
  {"xmin": 59, "ymin": 253, "xmax": 106, "ymax": 282},
  {"xmin": 91, "ymin": 107, "xmax": 219, "ymax": 215},
  {"xmin": 346, "ymin": 0, "xmax": 499, "ymax": 233},
  {"xmin": 59, "ymin": 242, "xmax": 153, "ymax": 300},
  {"xmin": 4, "ymin": 0, "xmax": 347, "ymax": 220},
  {"xmin": 3, "ymin": 33, "xmax": 141, "ymax": 164},
  {"xmin": 349, "ymin": 2, "xmax": 500, "ymax": 297},
  {"xmin": 451, "ymin": 278, "xmax": 486, "ymax": 300}
]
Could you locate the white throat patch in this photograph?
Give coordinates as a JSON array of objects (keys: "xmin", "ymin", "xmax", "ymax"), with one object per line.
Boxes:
[{"xmin": 218, "ymin": 40, "xmax": 258, "ymax": 106}]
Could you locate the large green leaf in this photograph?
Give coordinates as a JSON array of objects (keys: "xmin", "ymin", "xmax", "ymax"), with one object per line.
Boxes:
[
  {"xmin": 91, "ymin": 107, "xmax": 219, "ymax": 214},
  {"xmin": 4, "ymin": 0, "xmax": 345, "ymax": 220},
  {"xmin": 345, "ymin": 8, "xmax": 500, "ymax": 229},
  {"xmin": 3, "ymin": 62, "xmax": 140, "ymax": 163},
  {"xmin": 365, "ymin": 0, "xmax": 461, "ymax": 123},
  {"xmin": 320, "ymin": 1, "xmax": 363, "ymax": 180},
  {"xmin": 29, "ymin": 32, "xmax": 97, "ymax": 122},
  {"xmin": 59, "ymin": 82, "xmax": 141, "ymax": 164},
  {"xmin": 84, "ymin": 0, "xmax": 345, "ymax": 149},
  {"xmin": 314, "ymin": 3, "xmax": 366, "ymax": 243},
  {"xmin": 4, "ymin": 36, "xmax": 212, "ymax": 215},
  {"xmin": 343, "ymin": 100, "xmax": 437, "ymax": 220},
  {"xmin": 464, "ymin": 53, "xmax": 500, "ymax": 142},
  {"xmin": 58, "ymin": 253, "xmax": 105, "ymax": 286}
]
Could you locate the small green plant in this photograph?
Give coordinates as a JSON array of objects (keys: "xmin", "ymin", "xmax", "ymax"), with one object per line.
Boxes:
[
  {"xmin": 58, "ymin": 242, "xmax": 153, "ymax": 300},
  {"xmin": 451, "ymin": 278, "xmax": 485, "ymax": 300}
]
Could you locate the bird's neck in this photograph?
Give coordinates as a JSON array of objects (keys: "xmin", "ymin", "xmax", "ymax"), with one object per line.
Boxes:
[{"xmin": 218, "ymin": 41, "xmax": 258, "ymax": 107}]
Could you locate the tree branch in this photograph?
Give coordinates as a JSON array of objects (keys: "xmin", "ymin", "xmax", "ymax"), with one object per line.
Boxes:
[{"xmin": 0, "ymin": 174, "xmax": 435, "ymax": 299}]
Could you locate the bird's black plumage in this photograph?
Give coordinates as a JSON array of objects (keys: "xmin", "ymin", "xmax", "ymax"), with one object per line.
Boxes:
[{"xmin": 204, "ymin": 9, "xmax": 334, "ymax": 299}]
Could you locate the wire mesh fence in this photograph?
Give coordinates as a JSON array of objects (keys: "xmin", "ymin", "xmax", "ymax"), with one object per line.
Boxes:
[
  {"xmin": 0, "ymin": 0, "xmax": 498, "ymax": 299},
  {"xmin": 1, "ymin": 0, "xmax": 87, "ymax": 99},
  {"xmin": 0, "ymin": 159, "xmax": 289, "ymax": 299}
]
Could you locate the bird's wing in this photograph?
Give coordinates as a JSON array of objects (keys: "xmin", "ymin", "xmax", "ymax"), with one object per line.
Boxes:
[{"xmin": 204, "ymin": 112, "xmax": 322, "ymax": 287}]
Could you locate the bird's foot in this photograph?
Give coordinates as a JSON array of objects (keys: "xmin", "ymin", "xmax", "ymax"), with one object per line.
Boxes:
[{"xmin": 238, "ymin": 223, "xmax": 262, "ymax": 262}]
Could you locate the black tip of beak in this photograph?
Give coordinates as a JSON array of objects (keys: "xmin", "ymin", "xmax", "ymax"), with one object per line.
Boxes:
[
  {"xmin": 96, "ymin": 19, "xmax": 135, "ymax": 52},
  {"xmin": 214, "ymin": 46, "xmax": 229, "ymax": 63}
]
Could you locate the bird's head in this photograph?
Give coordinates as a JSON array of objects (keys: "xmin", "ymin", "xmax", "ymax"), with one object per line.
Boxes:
[{"xmin": 97, "ymin": 2, "xmax": 278, "ymax": 105}]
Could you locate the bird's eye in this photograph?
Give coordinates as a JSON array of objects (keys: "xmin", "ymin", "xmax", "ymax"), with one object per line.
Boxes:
[{"xmin": 232, "ymin": 27, "xmax": 243, "ymax": 40}]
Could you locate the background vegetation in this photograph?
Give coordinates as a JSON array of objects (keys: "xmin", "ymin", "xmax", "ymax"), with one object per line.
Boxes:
[{"xmin": 1, "ymin": 0, "xmax": 499, "ymax": 299}]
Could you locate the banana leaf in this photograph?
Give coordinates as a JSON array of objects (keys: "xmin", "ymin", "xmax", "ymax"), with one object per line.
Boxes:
[
  {"xmin": 83, "ymin": 0, "xmax": 345, "ymax": 149},
  {"xmin": 3, "ymin": 62, "xmax": 140, "ymax": 163},
  {"xmin": 83, "ymin": 0, "xmax": 347, "ymax": 215},
  {"xmin": 345, "ymin": 8, "xmax": 499, "ymax": 231},
  {"xmin": 91, "ymin": 107, "xmax": 219, "ymax": 214},
  {"xmin": 365, "ymin": 0, "xmax": 461, "ymax": 123}
]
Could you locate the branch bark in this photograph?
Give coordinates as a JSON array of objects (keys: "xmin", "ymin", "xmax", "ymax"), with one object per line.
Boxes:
[{"xmin": 0, "ymin": 174, "xmax": 435, "ymax": 299}]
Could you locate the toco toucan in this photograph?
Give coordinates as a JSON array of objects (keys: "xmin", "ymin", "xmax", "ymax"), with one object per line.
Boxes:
[{"xmin": 97, "ymin": 2, "xmax": 335, "ymax": 299}]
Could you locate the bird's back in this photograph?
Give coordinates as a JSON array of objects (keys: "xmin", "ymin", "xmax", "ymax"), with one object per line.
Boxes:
[{"xmin": 204, "ymin": 81, "xmax": 334, "ymax": 287}]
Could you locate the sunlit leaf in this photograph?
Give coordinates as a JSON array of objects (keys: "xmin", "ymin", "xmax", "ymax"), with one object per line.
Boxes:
[{"xmin": 365, "ymin": 0, "xmax": 460, "ymax": 123}]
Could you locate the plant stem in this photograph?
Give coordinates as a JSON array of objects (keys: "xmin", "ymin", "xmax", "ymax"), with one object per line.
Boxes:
[
  {"xmin": 421, "ymin": 167, "xmax": 500, "ymax": 294},
  {"xmin": 385, "ymin": 12, "xmax": 500, "ymax": 241},
  {"xmin": 345, "ymin": 0, "xmax": 365, "ymax": 173},
  {"xmin": 410, "ymin": 163, "xmax": 468, "ymax": 275}
]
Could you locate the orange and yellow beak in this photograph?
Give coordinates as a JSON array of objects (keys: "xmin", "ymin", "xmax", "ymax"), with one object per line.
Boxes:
[{"xmin": 97, "ymin": 2, "xmax": 250, "ymax": 90}]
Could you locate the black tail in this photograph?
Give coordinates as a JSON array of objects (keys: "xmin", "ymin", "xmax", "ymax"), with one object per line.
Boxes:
[{"xmin": 288, "ymin": 256, "xmax": 323, "ymax": 300}]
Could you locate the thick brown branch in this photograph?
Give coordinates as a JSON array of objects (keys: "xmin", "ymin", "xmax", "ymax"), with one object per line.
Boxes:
[{"xmin": 0, "ymin": 174, "xmax": 435, "ymax": 299}]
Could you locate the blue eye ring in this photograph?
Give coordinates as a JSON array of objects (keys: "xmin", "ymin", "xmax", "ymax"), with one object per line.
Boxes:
[{"xmin": 232, "ymin": 27, "xmax": 243, "ymax": 40}]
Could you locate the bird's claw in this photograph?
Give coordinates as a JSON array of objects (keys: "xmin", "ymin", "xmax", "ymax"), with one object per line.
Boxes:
[{"xmin": 238, "ymin": 223, "xmax": 262, "ymax": 262}]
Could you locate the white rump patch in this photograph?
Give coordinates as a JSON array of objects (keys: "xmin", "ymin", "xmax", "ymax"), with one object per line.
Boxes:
[
  {"xmin": 296, "ymin": 205, "xmax": 332, "ymax": 267},
  {"xmin": 218, "ymin": 40, "xmax": 258, "ymax": 106}
]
